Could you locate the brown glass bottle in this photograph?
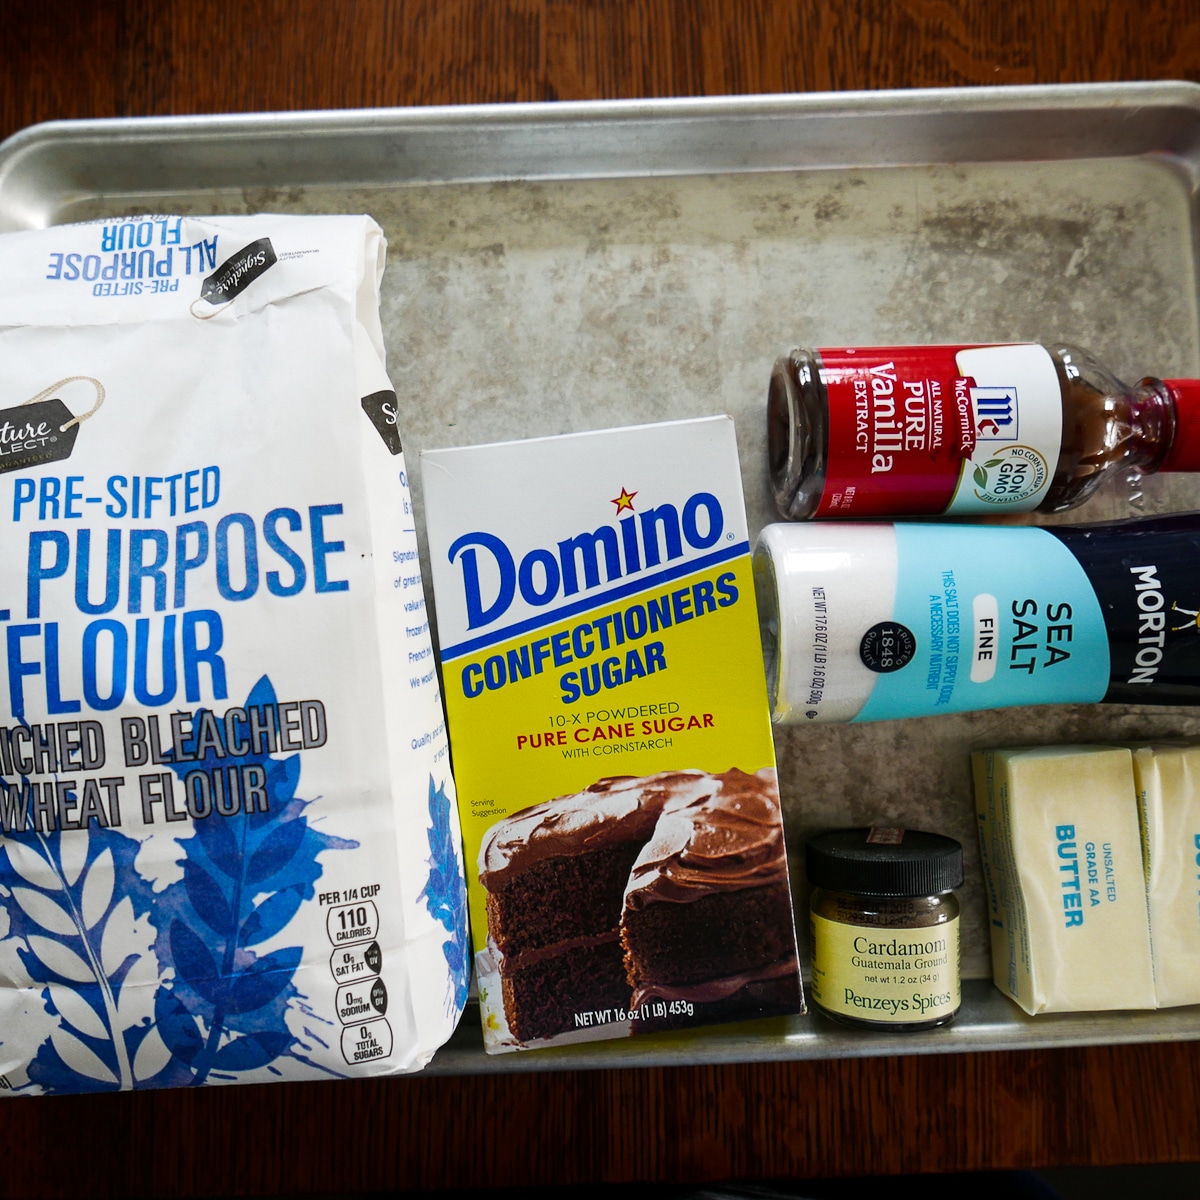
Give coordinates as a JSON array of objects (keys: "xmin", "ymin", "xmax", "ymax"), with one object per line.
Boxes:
[{"xmin": 768, "ymin": 342, "xmax": 1200, "ymax": 520}]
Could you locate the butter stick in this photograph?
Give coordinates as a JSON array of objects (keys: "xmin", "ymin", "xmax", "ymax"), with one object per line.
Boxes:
[
  {"xmin": 1132, "ymin": 744, "xmax": 1200, "ymax": 1008},
  {"xmin": 972, "ymin": 745, "xmax": 1155, "ymax": 1014}
]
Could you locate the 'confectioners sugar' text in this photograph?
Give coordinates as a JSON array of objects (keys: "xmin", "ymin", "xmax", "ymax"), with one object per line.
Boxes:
[{"xmin": 440, "ymin": 485, "xmax": 744, "ymax": 707}]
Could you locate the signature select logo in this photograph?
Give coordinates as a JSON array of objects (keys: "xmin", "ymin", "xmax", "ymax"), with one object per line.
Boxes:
[
  {"xmin": 360, "ymin": 389, "xmax": 403, "ymax": 456},
  {"xmin": 0, "ymin": 377, "xmax": 105, "ymax": 477},
  {"xmin": 0, "ymin": 413, "xmax": 56, "ymax": 454}
]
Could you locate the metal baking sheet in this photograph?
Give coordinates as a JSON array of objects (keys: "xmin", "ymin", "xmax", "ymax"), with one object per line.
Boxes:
[{"xmin": 3, "ymin": 82, "xmax": 1200, "ymax": 1069}]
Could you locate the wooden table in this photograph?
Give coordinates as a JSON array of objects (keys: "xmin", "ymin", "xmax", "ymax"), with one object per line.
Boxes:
[{"xmin": 4, "ymin": 2, "xmax": 1200, "ymax": 1194}]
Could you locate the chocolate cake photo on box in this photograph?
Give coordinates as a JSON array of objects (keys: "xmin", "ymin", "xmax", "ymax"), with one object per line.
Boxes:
[{"xmin": 475, "ymin": 767, "xmax": 803, "ymax": 1049}]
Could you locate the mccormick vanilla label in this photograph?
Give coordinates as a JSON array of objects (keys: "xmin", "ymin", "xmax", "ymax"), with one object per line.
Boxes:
[
  {"xmin": 814, "ymin": 344, "xmax": 1062, "ymax": 516},
  {"xmin": 422, "ymin": 417, "xmax": 803, "ymax": 1053}
]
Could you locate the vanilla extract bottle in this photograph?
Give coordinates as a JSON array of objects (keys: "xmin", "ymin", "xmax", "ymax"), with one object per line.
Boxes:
[{"xmin": 768, "ymin": 342, "xmax": 1200, "ymax": 520}]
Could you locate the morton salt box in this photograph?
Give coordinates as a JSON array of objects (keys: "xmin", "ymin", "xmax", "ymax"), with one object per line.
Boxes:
[{"xmin": 421, "ymin": 416, "xmax": 804, "ymax": 1053}]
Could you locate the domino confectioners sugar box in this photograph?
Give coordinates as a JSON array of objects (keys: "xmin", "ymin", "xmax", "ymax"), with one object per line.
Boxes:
[{"xmin": 422, "ymin": 416, "xmax": 805, "ymax": 1053}]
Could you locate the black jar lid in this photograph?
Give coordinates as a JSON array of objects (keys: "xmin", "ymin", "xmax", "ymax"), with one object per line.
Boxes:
[{"xmin": 806, "ymin": 827, "xmax": 963, "ymax": 897}]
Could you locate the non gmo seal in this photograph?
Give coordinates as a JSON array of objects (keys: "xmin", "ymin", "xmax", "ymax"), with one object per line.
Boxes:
[{"xmin": 970, "ymin": 443, "xmax": 1049, "ymax": 505}]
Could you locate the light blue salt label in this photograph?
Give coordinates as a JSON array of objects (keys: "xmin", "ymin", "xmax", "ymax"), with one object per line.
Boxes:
[{"xmin": 854, "ymin": 525, "xmax": 1110, "ymax": 722}]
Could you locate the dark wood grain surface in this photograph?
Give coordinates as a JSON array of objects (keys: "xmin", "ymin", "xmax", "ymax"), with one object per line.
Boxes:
[
  {"xmin": 5, "ymin": 1, "xmax": 1200, "ymax": 1193},
  {"xmin": 5, "ymin": 0, "xmax": 1200, "ymax": 139}
]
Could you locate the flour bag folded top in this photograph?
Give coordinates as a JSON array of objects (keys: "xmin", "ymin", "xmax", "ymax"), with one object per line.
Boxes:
[{"xmin": 0, "ymin": 214, "xmax": 467, "ymax": 1094}]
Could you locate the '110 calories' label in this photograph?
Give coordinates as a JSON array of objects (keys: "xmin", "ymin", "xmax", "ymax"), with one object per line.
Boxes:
[{"xmin": 814, "ymin": 344, "xmax": 1062, "ymax": 517}]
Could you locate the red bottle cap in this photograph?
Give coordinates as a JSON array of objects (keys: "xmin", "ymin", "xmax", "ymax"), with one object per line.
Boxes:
[{"xmin": 1161, "ymin": 379, "xmax": 1200, "ymax": 471}]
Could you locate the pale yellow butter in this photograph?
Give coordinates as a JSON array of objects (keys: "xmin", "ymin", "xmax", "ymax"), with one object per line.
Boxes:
[
  {"xmin": 1132, "ymin": 744, "xmax": 1200, "ymax": 1008},
  {"xmin": 972, "ymin": 745, "xmax": 1155, "ymax": 1014}
]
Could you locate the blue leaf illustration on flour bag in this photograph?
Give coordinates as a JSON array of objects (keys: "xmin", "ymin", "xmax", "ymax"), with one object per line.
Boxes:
[
  {"xmin": 419, "ymin": 775, "xmax": 470, "ymax": 1014},
  {"xmin": 0, "ymin": 823, "xmax": 164, "ymax": 1092},
  {"xmin": 151, "ymin": 675, "xmax": 357, "ymax": 1086}
]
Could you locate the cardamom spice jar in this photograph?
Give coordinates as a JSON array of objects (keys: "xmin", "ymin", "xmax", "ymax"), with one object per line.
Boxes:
[{"xmin": 807, "ymin": 827, "xmax": 963, "ymax": 1030}]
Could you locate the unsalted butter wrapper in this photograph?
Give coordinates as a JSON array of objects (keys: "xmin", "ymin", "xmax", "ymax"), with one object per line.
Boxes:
[
  {"xmin": 1132, "ymin": 744, "xmax": 1200, "ymax": 1008},
  {"xmin": 0, "ymin": 215, "xmax": 466, "ymax": 1094},
  {"xmin": 973, "ymin": 745, "xmax": 1154, "ymax": 1014}
]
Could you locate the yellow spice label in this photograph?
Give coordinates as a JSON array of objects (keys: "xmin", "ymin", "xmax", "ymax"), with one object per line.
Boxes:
[{"xmin": 809, "ymin": 912, "xmax": 960, "ymax": 1023}]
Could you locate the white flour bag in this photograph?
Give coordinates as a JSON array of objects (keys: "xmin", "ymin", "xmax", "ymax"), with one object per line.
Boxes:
[{"xmin": 0, "ymin": 214, "xmax": 467, "ymax": 1093}]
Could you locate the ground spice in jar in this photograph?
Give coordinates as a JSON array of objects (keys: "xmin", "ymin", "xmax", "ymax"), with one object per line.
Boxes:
[{"xmin": 806, "ymin": 827, "xmax": 963, "ymax": 1030}]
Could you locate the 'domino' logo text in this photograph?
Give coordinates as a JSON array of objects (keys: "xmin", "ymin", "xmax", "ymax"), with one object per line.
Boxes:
[{"xmin": 448, "ymin": 487, "xmax": 725, "ymax": 630}]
